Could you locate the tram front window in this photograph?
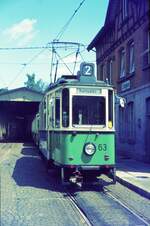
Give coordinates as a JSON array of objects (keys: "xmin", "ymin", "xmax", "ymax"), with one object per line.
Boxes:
[{"xmin": 72, "ymin": 96, "xmax": 106, "ymax": 125}]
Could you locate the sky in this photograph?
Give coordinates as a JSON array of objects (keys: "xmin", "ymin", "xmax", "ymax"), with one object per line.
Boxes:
[{"xmin": 0, "ymin": 0, "xmax": 109, "ymax": 89}]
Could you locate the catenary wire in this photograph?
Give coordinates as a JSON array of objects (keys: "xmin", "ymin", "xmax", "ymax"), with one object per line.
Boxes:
[
  {"xmin": 54, "ymin": 0, "xmax": 86, "ymax": 41},
  {"xmin": 55, "ymin": 51, "xmax": 73, "ymax": 75},
  {"xmin": 1, "ymin": 0, "xmax": 87, "ymax": 87}
]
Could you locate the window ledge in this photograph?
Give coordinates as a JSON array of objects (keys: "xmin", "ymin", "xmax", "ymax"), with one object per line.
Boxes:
[{"xmin": 117, "ymin": 72, "xmax": 135, "ymax": 83}]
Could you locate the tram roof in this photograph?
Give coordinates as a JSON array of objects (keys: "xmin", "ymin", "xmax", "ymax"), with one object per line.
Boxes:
[{"xmin": 45, "ymin": 75, "xmax": 114, "ymax": 93}]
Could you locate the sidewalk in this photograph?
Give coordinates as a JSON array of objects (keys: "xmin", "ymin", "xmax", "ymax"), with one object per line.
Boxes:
[{"xmin": 116, "ymin": 157, "xmax": 150, "ymax": 199}]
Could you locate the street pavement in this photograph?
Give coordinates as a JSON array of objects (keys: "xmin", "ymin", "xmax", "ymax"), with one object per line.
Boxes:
[
  {"xmin": 0, "ymin": 143, "xmax": 150, "ymax": 200},
  {"xmin": 116, "ymin": 156, "xmax": 150, "ymax": 199},
  {"xmin": 0, "ymin": 143, "xmax": 150, "ymax": 226},
  {"xmin": 0, "ymin": 143, "xmax": 88, "ymax": 226}
]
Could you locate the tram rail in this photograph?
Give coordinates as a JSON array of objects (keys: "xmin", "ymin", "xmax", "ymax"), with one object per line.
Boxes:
[
  {"xmin": 64, "ymin": 190, "xmax": 93, "ymax": 226},
  {"xmin": 103, "ymin": 187, "xmax": 150, "ymax": 225}
]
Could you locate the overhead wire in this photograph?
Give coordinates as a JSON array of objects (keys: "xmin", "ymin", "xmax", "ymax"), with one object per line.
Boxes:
[
  {"xmin": 25, "ymin": 48, "xmax": 47, "ymax": 66},
  {"xmin": 0, "ymin": 46, "xmax": 48, "ymax": 51},
  {"xmin": 54, "ymin": 0, "xmax": 86, "ymax": 41},
  {"xmin": 7, "ymin": 64, "xmax": 27, "ymax": 88},
  {"xmin": 55, "ymin": 51, "xmax": 73, "ymax": 75},
  {"xmin": 0, "ymin": 44, "xmax": 88, "ymax": 51},
  {"xmin": 50, "ymin": 0, "xmax": 86, "ymax": 81},
  {"xmin": 1, "ymin": 0, "xmax": 87, "ymax": 88},
  {"xmin": 79, "ymin": 50, "xmax": 85, "ymax": 62},
  {"xmin": 47, "ymin": 46, "xmax": 92, "ymax": 67},
  {"xmin": 1, "ymin": 43, "xmax": 86, "ymax": 88},
  {"xmin": 0, "ymin": 75, "xmax": 15, "ymax": 100},
  {"xmin": 72, "ymin": 47, "xmax": 80, "ymax": 75},
  {"xmin": 48, "ymin": 44, "xmax": 83, "ymax": 82},
  {"xmin": 49, "ymin": 46, "xmax": 55, "ymax": 84},
  {"xmin": 6, "ymin": 48, "xmax": 47, "ymax": 88}
]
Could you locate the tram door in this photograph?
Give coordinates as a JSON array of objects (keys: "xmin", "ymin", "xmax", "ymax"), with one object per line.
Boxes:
[{"xmin": 145, "ymin": 97, "xmax": 150, "ymax": 162}]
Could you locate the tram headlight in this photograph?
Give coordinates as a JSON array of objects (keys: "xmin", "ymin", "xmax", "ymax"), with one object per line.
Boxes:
[{"xmin": 84, "ymin": 143, "xmax": 96, "ymax": 156}]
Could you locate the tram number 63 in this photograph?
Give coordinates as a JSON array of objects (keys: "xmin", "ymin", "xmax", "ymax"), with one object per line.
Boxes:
[{"xmin": 98, "ymin": 144, "xmax": 107, "ymax": 151}]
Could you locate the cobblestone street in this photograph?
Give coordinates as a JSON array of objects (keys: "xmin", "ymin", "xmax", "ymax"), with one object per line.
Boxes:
[
  {"xmin": 0, "ymin": 143, "xmax": 86, "ymax": 226},
  {"xmin": 1, "ymin": 143, "xmax": 150, "ymax": 226}
]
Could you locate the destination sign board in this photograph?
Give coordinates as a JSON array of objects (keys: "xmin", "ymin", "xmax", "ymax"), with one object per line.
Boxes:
[{"xmin": 77, "ymin": 88, "xmax": 101, "ymax": 95}]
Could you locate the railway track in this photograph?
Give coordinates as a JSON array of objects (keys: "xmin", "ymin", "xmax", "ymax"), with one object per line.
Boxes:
[
  {"xmin": 65, "ymin": 190, "xmax": 93, "ymax": 226},
  {"xmin": 103, "ymin": 187, "xmax": 150, "ymax": 226},
  {"xmin": 64, "ymin": 184, "xmax": 150, "ymax": 226}
]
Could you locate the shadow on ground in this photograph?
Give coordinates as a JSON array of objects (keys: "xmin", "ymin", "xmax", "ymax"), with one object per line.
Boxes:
[
  {"xmin": 12, "ymin": 144, "xmax": 112, "ymax": 194},
  {"xmin": 12, "ymin": 148, "xmax": 60, "ymax": 191}
]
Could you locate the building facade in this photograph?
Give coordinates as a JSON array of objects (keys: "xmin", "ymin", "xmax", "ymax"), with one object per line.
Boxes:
[{"xmin": 88, "ymin": 0, "xmax": 150, "ymax": 162}]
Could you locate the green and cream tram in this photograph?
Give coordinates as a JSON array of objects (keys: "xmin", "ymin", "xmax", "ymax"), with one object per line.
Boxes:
[{"xmin": 32, "ymin": 62, "xmax": 119, "ymax": 186}]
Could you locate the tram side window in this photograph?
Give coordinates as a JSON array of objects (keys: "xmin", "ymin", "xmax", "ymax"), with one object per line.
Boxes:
[
  {"xmin": 72, "ymin": 96, "xmax": 106, "ymax": 125},
  {"xmin": 55, "ymin": 98, "xmax": 60, "ymax": 128},
  {"xmin": 49, "ymin": 97, "xmax": 55, "ymax": 128},
  {"xmin": 62, "ymin": 88, "xmax": 69, "ymax": 127},
  {"xmin": 43, "ymin": 99, "xmax": 46, "ymax": 129},
  {"xmin": 108, "ymin": 90, "xmax": 113, "ymax": 126}
]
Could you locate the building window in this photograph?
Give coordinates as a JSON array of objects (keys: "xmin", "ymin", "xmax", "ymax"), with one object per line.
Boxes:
[
  {"xmin": 148, "ymin": 31, "xmax": 150, "ymax": 64},
  {"xmin": 107, "ymin": 59, "xmax": 113, "ymax": 84},
  {"xmin": 119, "ymin": 106, "xmax": 126, "ymax": 141},
  {"xmin": 128, "ymin": 41, "xmax": 135, "ymax": 74},
  {"xmin": 100, "ymin": 64, "xmax": 105, "ymax": 81},
  {"xmin": 146, "ymin": 97, "xmax": 150, "ymax": 115},
  {"xmin": 143, "ymin": 30, "xmax": 150, "ymax": 67},
  {"xmin": 127, "ymin": 102, "xmax": 135, "ymax": 141},
  {"xmin": 119, "ymin": 48, "xmax": 126, "ymax": 78},
  {"xmin": 122, "ymin": 0, "xmax": 128, "ymax": 20}
]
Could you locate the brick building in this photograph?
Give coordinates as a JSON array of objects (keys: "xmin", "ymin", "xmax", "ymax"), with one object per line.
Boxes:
[{"xmin": 88, "ymin": 0, "xmax": 150, "ymax": 162}]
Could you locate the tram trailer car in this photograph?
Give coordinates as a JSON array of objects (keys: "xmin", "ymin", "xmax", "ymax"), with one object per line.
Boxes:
[{"xmin": 32, "ymin": 63, "xmax": 123, "ymax": 186}]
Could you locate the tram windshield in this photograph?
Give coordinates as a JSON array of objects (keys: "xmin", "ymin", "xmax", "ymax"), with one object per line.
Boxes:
[{"xmin": 72, "ymin": 96, "xmax": 106, "ymax": 126}]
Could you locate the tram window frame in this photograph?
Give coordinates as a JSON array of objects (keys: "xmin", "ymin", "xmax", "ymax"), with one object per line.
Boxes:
[
  {"xmin": 43, "ymin": 98, "xmax": 47, "ymax": 129},
  {"xmin": 108, "ymin": 90, "xmax": 113, "ymax": 127},
  {"xmin": 39, "ymin": 102, "xmax": 43, "ymax": 130},
  {"xmin": 62, "ymin": 88, "xmax": 70, "ymax": 128},
  {"xmin": 72, "ymin": 95, "xmax": 106, "ymax": 126},
  {"xmin": 49, "ymin": 96, "xmax": 55, "ymax": 128},
  {"xmin": 55, "ymin": 97, "xmax": 60, "ymax": 128}
]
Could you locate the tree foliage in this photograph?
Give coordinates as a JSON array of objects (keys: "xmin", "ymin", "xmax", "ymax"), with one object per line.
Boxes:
[
  {"xmin": 24, "ymin": 73, "xmax": 48, "ymax": 93},
  {"xmin": 0, "ymin": 88, "xmax": 8, "ymax": 94}
]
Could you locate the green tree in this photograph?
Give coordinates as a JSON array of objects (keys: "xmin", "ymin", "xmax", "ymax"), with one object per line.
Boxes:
[
  {"xmin": 24, "ymin": 73, "xmax": 48, "ymax": 93},
  {"xmin": 0, "ymin": 87, "xmax": 8, "ymax": 94}
]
